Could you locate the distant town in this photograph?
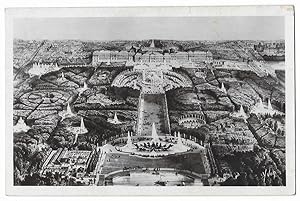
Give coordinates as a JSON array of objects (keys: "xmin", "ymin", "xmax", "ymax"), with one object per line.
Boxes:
[{"xmin": 13, "ymin": 39, "xmax": 285, "ymax": 186}]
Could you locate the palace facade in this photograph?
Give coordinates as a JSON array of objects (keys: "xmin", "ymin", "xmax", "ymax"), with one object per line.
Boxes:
[{"xmin": 92, "ymin": 40, "xmax": 213, "ymax": 65}]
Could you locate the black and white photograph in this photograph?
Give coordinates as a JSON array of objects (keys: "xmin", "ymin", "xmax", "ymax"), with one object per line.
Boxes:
[{"xmin": 5, "ymin": 6, "xmax": 295, "ymax": 196}]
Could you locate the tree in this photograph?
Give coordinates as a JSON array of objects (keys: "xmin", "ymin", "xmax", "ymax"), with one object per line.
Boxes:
[
  {"xmin": 268, "ymin": 121, "xmax": 273, "ymax": 128},
  {"xmin": 236, "ymin": 172, "xmax": 248, "ymax": 186},
  {"xmin": 220, "ymin": 177, "xmax": 236, "ymax": 186},
  {"xmin": 273, "ymin": 121, "xmax": 278, "ymax": 132},
  {"xmin": 21, "ymin": 173, "xmax": 43, "ymax": 186},
  {"xmin": 272, "ymin": 176, "xmax": 283, "ymax": 186},
  {"xmin": 277, "ymin": 129, "xmax": 282, "ymax": 136},
  {"xmin": 44, "ymin": 171, "xmax": 55, "ymax": 186}
]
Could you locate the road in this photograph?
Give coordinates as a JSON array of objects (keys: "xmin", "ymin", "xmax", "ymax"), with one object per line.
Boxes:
[{"xmin": 14, "ymin": 40, "xmax": 46, "ymax": 80}]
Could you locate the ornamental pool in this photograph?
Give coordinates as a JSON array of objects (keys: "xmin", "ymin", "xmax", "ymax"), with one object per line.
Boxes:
[{"xmin": 112, "ymin": 171, "xmax": 204, "ymax": 186}]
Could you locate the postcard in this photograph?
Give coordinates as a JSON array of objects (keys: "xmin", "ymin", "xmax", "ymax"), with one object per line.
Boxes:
[{"xmin": 5, "ymin": 6, "xmax": 295, "ymax": 195}]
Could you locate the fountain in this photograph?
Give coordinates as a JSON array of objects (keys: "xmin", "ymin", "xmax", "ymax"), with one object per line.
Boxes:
[
  {"xmin": 53, "ymin": 63, "xmax": 60, "ymax": 71},
  {"xmin": 66, "ymin": 103, "xmax": 73, "ymax": 115},
  {"xmin": 59, "ymin": 102, "xmax": 76, "ymax": 121},
  {"xmin": 78, "ymin": 81, "xmax": 89, "ymax": 95},
  {"xmin": 172, "ymin": 131, "xmax": 189, "ymax": 152},
  {"xmin": 177, "ymin": 131, "xmax": 183, "ymax": 145},
  {"xmin": 13, "ymin": 117, "xmax": 31, "ymax": 133},
  {"xmin": 268, "ymin": 99, "xmax": 273, "ymax": 110},
  {"xmin": 220, "ymin": 83, "xmax": 227, "ymax": 94},
  {"xmin": 249, "ymin": 97, "xmax": 278, "ymax": 116},
  {"xmin": 72, "ymin": 117, "xmax": 88, "ymax": 144},
  {"xmin": 117, "ymin": 124, "xmax": 195, "ymax": 156},
  {"xmin": 151, "ymin": 122, "xmax": 160, "ymax": 143},
  {"xmin": 126, "ymin": 131, "xmax": 133, "ymax": 148},
  {"xmin": 57, "ymin": 72, "xmax": 67, "ymax": 82},
  {"xmin": 114, "ymin": 113, "xmax": 119, "ymax": 122},
  {"xmin": 258, "ymin": 98, "xmax": 264, "ymax": 108},
  {"xmin": 108, "ymin": 112, "xmax": 123, "ymax": 124},
  {"xmin": 61, "ymin": 72, "xmax": 65, "ymax": 79},
  {"xmin": 83, "ymin": 81, "xmax": 88, "ymax": 89},
  {"xmin": 121, "ymin": 131, "xmax": 134, "ymax": 152},
  {"xmin": 79, "ymin": 117, "xmax": 88, "ymax": 134},
  {"xmin": 239, "ymin": 105, "xmax": 246, "ymax": 116},
  {"xmin": 238, "ymin": 105, "xmax": 248, "ymax": 120},
  {"xmin": 231, "ymin": 105, "xmax": 247, "ymax": 121}
]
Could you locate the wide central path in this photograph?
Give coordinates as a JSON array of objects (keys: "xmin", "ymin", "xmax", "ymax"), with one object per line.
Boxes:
[
  {"xmin": 137, "ymin": 93, "xmax": 170, "ymax": 136},
  {"xmin": 136, "ymin": 68, "xmax": 171, "ymax": 136},
  {"xmin": 112, "ymin": 66, "xmax": 192, "ymax": 137}
]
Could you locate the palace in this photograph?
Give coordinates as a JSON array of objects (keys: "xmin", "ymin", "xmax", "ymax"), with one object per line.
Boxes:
[{"xmin": 92, "ymin": 40, "xmax": 213, "ymax": 66}]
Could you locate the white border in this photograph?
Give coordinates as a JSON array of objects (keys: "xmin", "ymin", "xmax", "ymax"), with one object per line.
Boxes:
[{"xmin": 5, "ymin": 6, "xmax": 295, "ymax": 196}]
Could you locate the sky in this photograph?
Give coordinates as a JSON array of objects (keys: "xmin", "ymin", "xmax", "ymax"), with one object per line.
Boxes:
[{"xmin": 13, "ymin": 17, "xmax": 284, "ymax": 41}]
